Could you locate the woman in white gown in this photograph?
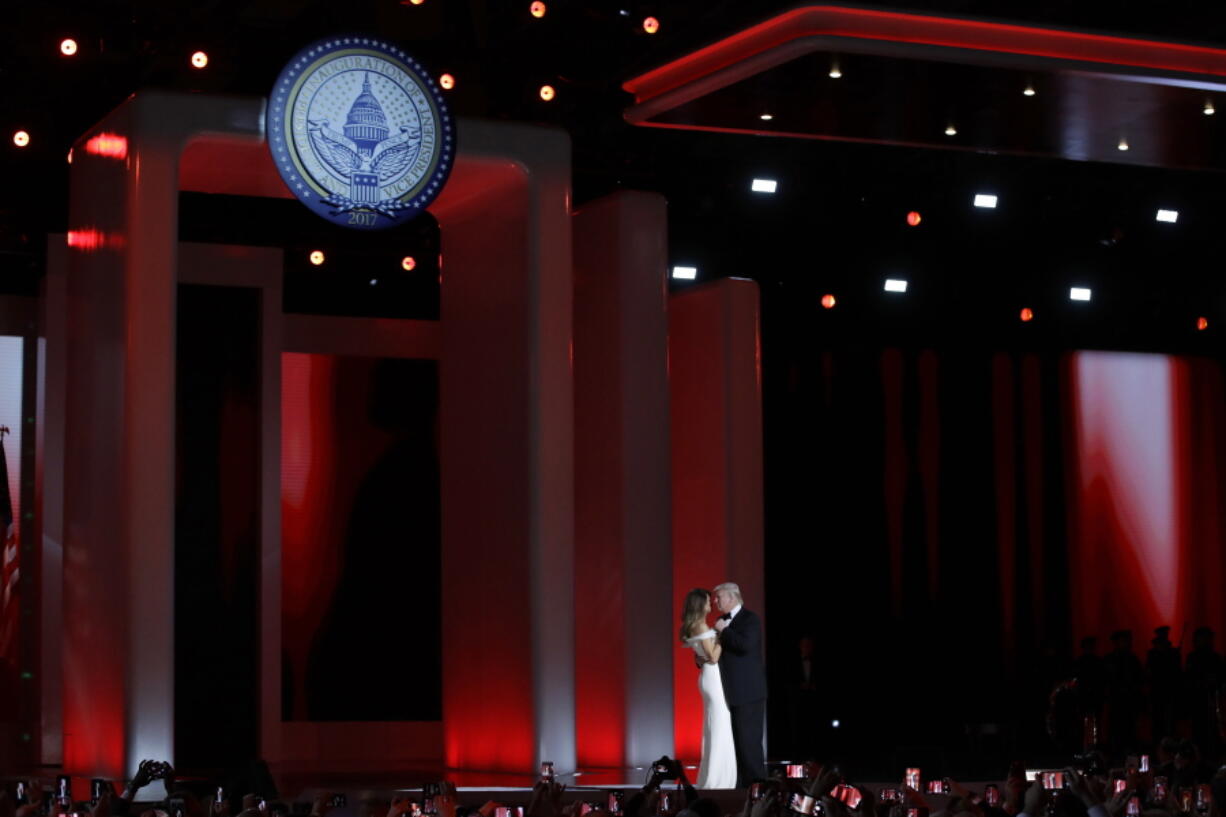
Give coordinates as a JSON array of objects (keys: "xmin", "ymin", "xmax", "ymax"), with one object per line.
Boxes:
[{"xmin": 680, "ymin": 588, "xmax": 738, "ymax": 789}]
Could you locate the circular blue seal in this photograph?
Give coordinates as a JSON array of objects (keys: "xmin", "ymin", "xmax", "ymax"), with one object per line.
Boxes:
[{"xmin": 268, "ymin": 36, "xmax": 455, "ymax": 230}]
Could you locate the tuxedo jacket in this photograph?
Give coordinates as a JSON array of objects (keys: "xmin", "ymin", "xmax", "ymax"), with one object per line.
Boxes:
[{"xmin": 718, "ymin": 608, "xmax": 768, "ymax": 706}]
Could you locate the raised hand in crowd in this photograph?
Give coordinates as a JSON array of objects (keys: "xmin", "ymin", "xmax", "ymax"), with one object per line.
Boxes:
[
  {"xmin": 526, "ymin": 780, "xmax": 566, "ymax": 817},
  {"xmin": 947, "ymin": 779, "xmax": 985, "ymax": 817},
  {"xmin": 387, "ymin": 797, "xmax": 415, "ymax": 817},
  {"xmin": 1065, "ymin": 768, "xmax": 1104, "ymax": 811},
  {"xmin": 1021, "ymin": 777, "xmax": 1048, "ymax": 817}
]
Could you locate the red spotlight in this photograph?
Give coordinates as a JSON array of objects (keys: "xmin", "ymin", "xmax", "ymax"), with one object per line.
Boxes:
[
  {"xmin": 85, "ymin": 132, "xmax": 129, "ymax": 160},
  {"xmin": 439, "ymin": 73, "xmax": 455, "ymax": 90},
  {"xmin": 1020, "ymin": 307, "xmax": 1034, "ymax": 322},
  {"xmin": 906, "ymin": 210, "xmax": 922, "ymax": 226},
  {"xmin": 12, "ymin": 130, "xmax": 30, "ymax": 148},
  {"xmin": 530, "ymin": 1, "xmax": 547, "ymax": 17},
  {"xmin": 191, "ymin": 51, "xmax": 209, "ymax": 69},
  {"xmin": 821, "ymin": 294, "xmax": 837, "ymax": 309},
  {"xmin": 1197, "ymin": 316, "xmax": 1209, "ymax": 331},
  {"xmin": 643, "ymin": 16, "xmax": 660, "ymax": 34},
  {"xmin": 60, "ymin": 38, "xmax": 78, "ymax": 56},
  {"xmin": 309, "ymin": 250, "xmax": 325, "ymax": 266},
  {"xmin": 402, "ymin": 256, "xmax": 417, "ymax": 271}
]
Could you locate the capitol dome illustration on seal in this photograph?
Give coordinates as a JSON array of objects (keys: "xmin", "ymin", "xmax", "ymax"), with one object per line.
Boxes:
[{"xmin": 268, "ymin": 36, "xmax": 455, "ymax": 230}]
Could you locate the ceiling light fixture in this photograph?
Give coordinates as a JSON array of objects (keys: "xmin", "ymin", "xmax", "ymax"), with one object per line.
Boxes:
[{"xmin": 944, "ymin": 124, "xmax": 957, "ymax": 136}]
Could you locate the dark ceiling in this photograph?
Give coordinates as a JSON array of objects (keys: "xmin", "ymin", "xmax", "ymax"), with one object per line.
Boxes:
[{"xmin": 3, "ymin": 0, "xmax": 1226, "ymax": 353}]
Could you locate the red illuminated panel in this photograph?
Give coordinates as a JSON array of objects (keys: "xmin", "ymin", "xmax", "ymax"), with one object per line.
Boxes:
[
  {"xmin": 624, "ymin": 6, "xmax": 1226, "ymax": 122},
  {"xmin": 85, "ymin": 133, "xmax": 129, "ymax": 160}
]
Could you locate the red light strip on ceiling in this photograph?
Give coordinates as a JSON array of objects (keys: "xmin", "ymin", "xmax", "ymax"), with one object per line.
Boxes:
[{"xmin": 623, "ymin": 6, "xmax": 1226, "ymax": 109}]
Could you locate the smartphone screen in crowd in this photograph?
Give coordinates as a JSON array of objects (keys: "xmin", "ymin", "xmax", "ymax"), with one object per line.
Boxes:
[
  {"xmin": 16, "ymin": 783, "xmax": 28, "ymax": 806},
  {"xmin": 879, "ymin": 790, "xmax": 903, "ymax": 804},
  {"xmin": 749, "ymin": 784, "xmax": 764, "ymax": 803},
  {"xmin": 1041, "ymin": 772, "xmax": 1065, "ymax": 791},
  {"xmin": 926, "ymin": 781, "xmax": 948, "ymax": 796},
  {"xmin": 831, "ymin": 786, "xmax": 862, "ymax": 809},
  {"xmin": 789, "ymin": 794, "xmax": 815, "ymax": 816},
  {"xmin": 1180, "ymin": 789, "xmax": 1194, "ymax": 813},
  {"xmin": 1126, "ymin": 797, "xmax": 1141, "ymax": 817},
  {"xmin": 1140, "ymin": 755, "xmax": 1150, "ymax": 774},
  {"xmin": 56, "ymin": 778, "xmax": 71, "ymax": 802},
  {"xmin": 985, "ymin": 786, "xmax": 1001, "ymax": 807},
  {"xmin": 606, "ymin": 792, "xmax": 624, "ymax": 815},
  {"xmin": 1196, "ymin": 785, "xmax": 1212, "ymax": 811},
  {"xmin": 1152, "ymin": 778, "xmax": 1168, "ymax": 802},
  {"xmin": 905, "ymin": 769, "xmax": 921, "ymax": 791},
  {"xmin": 786, "ymin": 765, "xmax": 807, "ymax": 779},
  {"xmin": 905, "ymin": 808, "xmax": 928, "ymax": 817}
]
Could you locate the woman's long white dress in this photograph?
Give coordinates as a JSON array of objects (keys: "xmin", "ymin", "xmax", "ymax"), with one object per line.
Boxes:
[{"xmin": 685, "ymin": 629, "xmax": 738, "ymax": 789}]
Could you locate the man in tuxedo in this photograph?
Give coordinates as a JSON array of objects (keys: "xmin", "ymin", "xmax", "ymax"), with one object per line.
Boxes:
[{"xmin": 712, "ymin": 582, "xmax": 768, "ymax": 787}]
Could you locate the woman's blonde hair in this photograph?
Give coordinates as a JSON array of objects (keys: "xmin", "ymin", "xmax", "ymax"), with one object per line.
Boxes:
[{"xmin": 679, "ymin": 588, "xmax": 710, "ymax": 643}]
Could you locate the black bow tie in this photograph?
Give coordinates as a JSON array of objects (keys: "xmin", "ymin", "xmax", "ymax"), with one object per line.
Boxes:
[{"xmin": 720, "ymin": 613, "xmax": 732, "ymax": 620}]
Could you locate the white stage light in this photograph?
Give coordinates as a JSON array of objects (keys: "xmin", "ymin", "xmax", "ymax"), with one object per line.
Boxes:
[
  {"xmin": 751, "ymin": 178, "xmax": 778, "ymax": 193},
  {"xmin": 974, "ymin": 194, "xmax": 998, "ymax": 209},
  {"xmin": 1069, "ymin": 287, "xmax": 1092, "ymax": 302},
  {"xmin": 672, "ymin": 266, "xmax": 698, "ymax": 280},
  {"xmin": 831, "ymin": 719, "xmax": 841, "ymax": 728},
  {"xmin": 884, "ymin": 279, "xmax": 908, "ymax": 293},
  {"xmin": 1156, "ymin": 209, "xmax": 1179, "ymax": 223}
]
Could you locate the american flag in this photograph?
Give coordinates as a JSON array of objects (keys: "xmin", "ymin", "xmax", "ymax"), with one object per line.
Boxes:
[{"xmin": 0, "ymin": 433, "xmax": 18, "ymax": 665}]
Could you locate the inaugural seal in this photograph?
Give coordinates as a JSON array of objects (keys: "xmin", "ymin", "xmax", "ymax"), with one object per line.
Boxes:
[{"xmin": 268, "ymin": 36, "xmax": 455, "ymax": 230}]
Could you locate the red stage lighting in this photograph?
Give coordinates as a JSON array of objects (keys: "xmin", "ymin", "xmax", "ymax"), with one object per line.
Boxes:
[
  {"xmin": 440, "ymin": 73, "xmax": 455, "ymax": 90},
  {"xmin": 1020, "ymin": 307, "xmax": 1034, "ymax": 322},
  {"xmin": 906, "ymin": 210, "xmax": 922, "ymax": 226},
  {"xmin": 1197, "ymin": 316, "xmax": 1209, "ymax": 331},
  {"xmin": 60, "ymin": 38, "xmax": 78, "ymax": 56},
  {"xmin": 539, "ymin": 84, "xmax": 556, "ymax": 101},
  {"xmin": 821, "ymin": 294, "xmax": 836, "ymax": 309},
  {"xmin": 12, "ymin": 130, "xmax": 29, "ymax": 148},
  {"xmin": 402, "ymin": 256, "xmax": 417, "ymax": 271},
  {"xmin": 309, "ymin": 250, "xmax": 325, "ymax": 266},
  {"xmin": 85, "ymin": 132, "xmax": 129, "ymax": 160},
  {"xmin": 643, "ymin": 16, "xmax": 660, "ymax": 34},
  {"xmin": 191, "ymin": 51, "xmax": 209, "ymax": 69},
  {"xmin": 530, "ymin": 1, "xmax": 547, "ymax": 18}
]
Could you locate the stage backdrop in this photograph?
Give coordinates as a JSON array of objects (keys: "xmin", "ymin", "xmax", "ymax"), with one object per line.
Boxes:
[
  {"xmin": 281, "ymin": 352, "xmax": 441, "ymax": 722},
  {"xmin": 762, "ymin": 343, "xmax": 1226, "ymax": 774}
]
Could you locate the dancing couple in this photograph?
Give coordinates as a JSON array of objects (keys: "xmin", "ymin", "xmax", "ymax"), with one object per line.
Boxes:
[{"xmin": 680, "ymin": 582, "xmax": 768, "ymax": 789}]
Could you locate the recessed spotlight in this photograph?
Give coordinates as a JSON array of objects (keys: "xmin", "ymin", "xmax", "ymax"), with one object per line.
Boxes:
[
  {"xmin": 672, "ymin": 265, "xmax": 697, "ymax": 280},
  {"xmin": 1118, "ymin": 138, "xmax": 1129, "ymax": 151},
  {"xmin": 831, "ymin": 719, "xmax": 841, "ymax": 729},
  {"xmin": 60, "ymin": 38, "xmax": 78, "ymax": 56},
  {"xmin": 530, "ymin": 1, "xmax": 547, "ymax": 18},
  {"xmin": 369, "ymin": 279, "xmax": 378, "ymax": 286},
  {"xmin": 1023, "ymin": 84, "xmax": 1035, "ymax": 97},
  {"xmin": 821, "ymin": 294, "xmax": 836, "ymax": 309},
  {"xmin": 906, "ymin": 210, "xmax": 922, "ymax": 226},
  {"xmin": 1020, "ymin": 307, "xmax": 1034, "ymax": 322},
  {"xmin": 439, "ymin": 73, "xmax": 455, "ymax": 90},
  {"xmin": 751, "ymin": 178, "xmax": 778, "ymax": 193},
  {"xmin": 944, "ymin": 125, "xmax": 957, "ymax": 136},
  {"xmin": 973, "ymin": 194, "xmax": 998, "ymax": 209},
  {"xmin": 190, "ymin": 50, "xmax": 209, "ymax": 69},
  {"xmin": 828, "ymin": 62, "xmax": 842, "ymax": 79},
  {"xmin": 884, "ymin": 279, "xmax": 908, "ymax": 293},
  {"xmin": 759, "ymin": 113, "xmax": 773, "ymax": 121},
  {"xmin": 1204, "ymin": 99, "xmax": 1216, "ymax": 115},
  {"xmin": 402, "ymin": 256, "xmax": 417, "ymax": 271},
  {"xmin": 643, "ymin": 16, "xmax": 660, "ymax": 34},
  {"xmin": 12, "ymin": 130, "xmax": 30, "ymax": 148},
  {"xmin": 1156, "ymin": 209, "xmax": 1179, "ymax": 223},
  {"xmin": 539, "ymin": 84, "xmax": 555, "ymax": 101},
  {"xmin": 1069, "ymin": 287, "xmax": 1092, "ymax": 302},
  {"xmin": 1197, "ymin": 317, "xmax": 1209, "ymax": 331},
  {"xmin": 309, "ymin": 250, "xmax": 325, "ymax": 266}
]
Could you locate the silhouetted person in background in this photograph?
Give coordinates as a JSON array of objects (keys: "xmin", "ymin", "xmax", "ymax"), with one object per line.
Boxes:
[
  {"xmin": 1104, "ymin": 629, "xmax": 1144, "ymax": 753},
  {"xmin": 1072, "ymin": 636, "xmax": 1106, "ymax": 721},
  {"xmin": 1146, "ymin": 625, "xmax": 1181, "ymax": 741},
  {"xmin": 1184, "ymin": 626, "xmax": 1224, "ymax": 754},
  {"xmin": 787, "ymin": 635, "xmax": 820, "ymax": 758}
]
